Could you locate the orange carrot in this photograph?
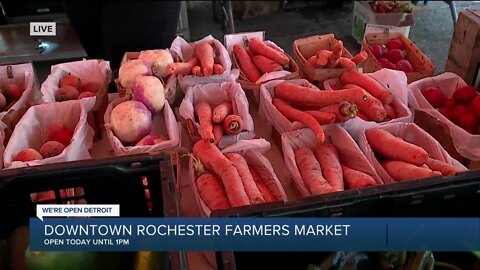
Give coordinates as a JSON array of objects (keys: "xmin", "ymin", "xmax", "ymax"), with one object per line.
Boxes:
[
  {"xmin": 294, "ymin": 147, "xmax": 336, "ymax": 195},
  {"xmin": 213, "ymin": 124, "xmax": 223, "ymax": 145},
  {"xmin": 167, "ymin": 57, "xmax": 199, "ymax": 75},
  {"xmin": 315, "ymin": 143, "xmax": 344, "ymax": 191},
  {"xmin": 366, "ymin": 128, "xmax": 429, "ymax": 165},
  {"xmin": 337, "ymin": 57, "xmax": 356, "ymax": 70},
  {"xmin": 425, "ymin": 158, "xmax": 458, "ymax": 176},
  {"xmin": 326, "ymin": 40, "xmax": 343, "ymax": 68},
  {"xmin": 213, "ymin": 64, "xmax": 225, "ymax": 75},
  {"xmin": 273, "ymin": 98, "xmax": 325, "ymax": 143},
  {"xmin": 340, "ymin": 70, "xmax": 393, "ymax": 105},
  {"xmin": 195, "ymin": 42, "xmax": 214, "ymax": 76},
  {"xmin": 316, "ymin": 50, "xmax": 332, "ymax": 66},
  {"xmin": 246, "ymin": 48, "xmax": 255, "ymax": 59},
  {"xmin": 192, "ymin": 65, "xmax": 203, "ymax": 76},
  {"xmin": 196, "ymin": 172, "xmax": 231, "ymax": 210},
  {"xmin": 274, "ymin": 81, "xmax": 369, "ymax": 108},
  {"xmin": 194, "ymin": 100, "xmax": 215, "ymax": 143},
  {"xmin": 248, "ymin": 38, "xmax": 289, "ymax": 66},
  {"xmin": 319, "ymin": 101, "xmax": 358, "ymax": 122},
  {"xmin": 341, "ymin": 165, "xmax": 377, "ymax": 189},
  {"xmin": 233, "ymin": 44, "xmax": 261, "ymax": 83},
  {"xmin": 193, "ymin": 140, "xmax": 250, "ymax": 207},
  {"xmin": 348, "ymin": 85, "xmax": 387, "ymax": 122},
  {"xmin": 357, "ymin": 110, "xmax": 370, "ymax": 121},
  {"xmin": 212, "ymin": 102, "xmax": 233, "ymax": 123},
  {"xmin": 223, "ymin": 114, "xmax": 244, "ymax": 135},
  {"xmin": 252, "ymin": 55, "xmax": 283, "ymax": 73},
  {"xmin": 307, "ymin": 55, "xmax": 321, "ymax": 68},
  {"xmin": 249, "ymin": 167, "xmax": 276, "ymax": 202},
  {"xmin": 305, "ymin": 111, "xmax": 336, "ymax": 125},
  {"xmin": 382, "ymin": 160, "xmax": 441, "ymax": 181},
  {"xmin": 351, "ymin": 51, "xmax": 368, "ymax": 65},
  {"xmin": 225, "ymin": 153, "xmax": 265, "ymax": 204},
  {"xmin": 384, "ymin": 104, "xmax": 397, "ymax": 120}
]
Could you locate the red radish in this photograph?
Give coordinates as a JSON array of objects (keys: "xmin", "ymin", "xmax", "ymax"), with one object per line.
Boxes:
[
  {"xmin": 109, "ymin": 100, "xmax": 152, "ymax": 145},
  {"xmin": 453, "ymin": 86, "xmax": 477, "ymax": 104},
  {"xmin": 4, "ymin": 83, "xmax": 24, "ymax": 100},
  {"xmin": 223, "ymin": 114, "xmax": 244, "ymax": 135},
  {"xmin": 47, "ymin": 122, "xmax": 75, "ymax": 146},
  {"xmin": 478, "ymin": 125, "xmax": 480, "ymax": 135},
  {"xmin": 458, "ymin": 114, "xmax": 477, "ymax": 134},
  {"xmin": 452, "ymin": 104, "xmax": 471, "ymax": 124},
  {"xmin": 55, "ymin": 85, "xmax": 80, "ymax": 101},
  {"xmin": 59, "ymin": 74, "xmax": 81, "ymax": 88},
  {"xmin": 78, "ymin": 91, "xmax": 96, "ymax": 99},
  {"xmin": 370, "ymin": 44, "xmax": 387, "ymax": 59},
  {"xmin": 438, "ymin": 107, "xmax": 453, "ymax": 120},
  {"xmin": 395, "ymin": 59, "xmax": 413, "ymax": 73},
  {"xmin": 385, "ymin": 49, "xmax": 405, "ymax": 63},
  {"xmin": 79, "ymin": 82, "xmax": 100, "ymax": 93},
  {"xmin": 378, "ymin": 58, "xmax": 396, "ymax": 70},
  {"xmin": 40, "ymin": 141, "xmax": 66, "ymax": 158},
  {"xmin": 385, "ymin": 39, "xmax": 404, "ymax": 50},
  {"xmin": 471, "ymin": 95, "xmax": 480, "ymax": 119},
  {"xmin": 14, "ymin": 148, "xmax": 43, "ymax": 162},
  {"xmin": 444, "ymin": 98, "xmax": 456, "ymax": 109},
  {"xmin": 422, "ymin": 86, "xmax": 445, "ymax": 108}
]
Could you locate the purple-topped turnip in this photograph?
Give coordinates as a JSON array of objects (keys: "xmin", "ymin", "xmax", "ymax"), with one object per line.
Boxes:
[
  {"xmin": 118, "ymin": 59, "xmax": 152, "ymax": 89},
  {"xmin": 132, "ymin": 75, "xmax": 165, "ymax": 113},
  {"xmin": 138, "ymin": 49, "xmax": 174, "ymax": 79},
  {"xmin": 109, "ymin": 100, "xmax": 152, "ymax": 145}
]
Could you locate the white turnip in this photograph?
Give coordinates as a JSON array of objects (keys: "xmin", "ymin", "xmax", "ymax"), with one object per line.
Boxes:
[
  {"xmin": 118, "ymin": 59, "xmax": 152, "ymax": 89},
  {"xmin": 132, "ymin": 75, "xmax": 165, "ymax": 113},
  {"xmin": 138, "ymin": 49, "xmax": 174, "ymax": 79},
  {"xmin": 109, "ymin": 100, "xmax": 152, "ymax": 145}
]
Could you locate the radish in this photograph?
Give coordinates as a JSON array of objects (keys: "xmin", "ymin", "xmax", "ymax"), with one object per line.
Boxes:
[
  {"xmin": 14, "ymin": 148, "xmax": 43, "ymax": 162},
  {"xmin": 452, "ymin": 104, "xmax": 471, "ymax": 124},
  {"xmin": 131, "ymin": 75, "xmax": 165, "ymax": 113},
  {"xmin": 370, "ymin": 45, "xmax": 387, "ymax": 59},
  {"xmin": 385, "ymin": 49, "xmax": 405, "ymax": 63},
  {"xmin": 118, "ymin": 59, "xmax": 152, "ymax": 89},
  {"xmin": 138, "ymin": 49, "xmax": 174, "ymax": 79},
  {"xmin": 444, "ymin": 98, "xmax": 456, "ymax": 109},
  {"xmin": 378, "ymin": 58, "xmax": 396, "ymax": 70},
  {"xmin": 458, "ymin": 114, "xmax": 477, "ymax": 134},
  {"xmin": 438, "ymin": 107, "xmax": 453, "ymax": 120},
  {"xmin": 422, "ymin": 86, "xmax": 445, "ymax": 108},
  {"xmin": 386, "ymin": 39, "xmax": 404, "ymax": 50},
  {"xmin": 109, "ymin": 100, "xmax": 152, "ymax": 145},
  {"xmin": 396, "ymin": 59, "xmax": 413, "ymax": 73},
  {"xmin": 471, "ymin": 95, "xmax": 480, "ymax": 119},
  {"xmin": 453, "ymin": 86, "xmax": 477, "ymax": 104}
]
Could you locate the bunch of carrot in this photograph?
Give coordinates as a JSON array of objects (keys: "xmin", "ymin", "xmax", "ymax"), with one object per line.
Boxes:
[
  {"xmin": 365, "ymin": 128, "xmax": 459, "ymax": 181},
  {"xmin": 233, "ymin": 38, "xmax": 291, "ymax": 83},
  {"xmin": 192, "ymin": 140, "xmax": 282, "ymax": 211},
  {"xmin": 306, "ymin": 39, "xmax": 368, "ymax": 70},
  {"xmin": 194, "ymin": 100, "xmax": 244, "ymax": 145},
  {"xmin": 294, "ymin": 141, "xmax": 377, "ymax": 196},
  {"xmin": 166, "ymin": 41, "xmax": 225, "ymax": 77},
  {"xmin": 272, "ymin": 81, "xmax": 365, "ymax": 143}
]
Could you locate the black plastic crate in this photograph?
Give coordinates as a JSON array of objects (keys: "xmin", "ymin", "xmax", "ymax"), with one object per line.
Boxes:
[{"xmin": 0, "ymin": 153, "xmax": 186, "ymax": 270}]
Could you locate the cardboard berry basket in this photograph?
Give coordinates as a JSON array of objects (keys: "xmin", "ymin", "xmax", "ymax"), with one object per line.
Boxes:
[
  {"xmin": 293, "ymin": 33, "xmax": 355, "ymax": 82},
  {"xmin": 41, "ymin": 59, "xmax": 111, "ymax": 141},
  {"xmin": 361, "ymin": 24, "xmax": 435, "ymax": 83}
]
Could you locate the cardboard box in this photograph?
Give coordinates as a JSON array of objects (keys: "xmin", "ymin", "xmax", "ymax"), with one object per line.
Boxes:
[{"xmin": 352, "ymin": 1, "xmax": 415, "ymax": 44}]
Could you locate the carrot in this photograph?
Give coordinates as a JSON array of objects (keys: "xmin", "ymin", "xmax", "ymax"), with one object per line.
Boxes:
[
  {"xmin": 319, "ymin": 101, "xmax": 358, "ymax": 122},
  {"xmin": 326, "ymin": 40, "xmax": 343, "ymax": 68},
  {"xmin": 192, "ymin": 65, "xmax": 203, "ymax": 76},
  {"xmin": 225, "ymin": 153, "xmax": 265, "ymax": 204},
  {"xmin": 213, "ymin": 124, "xmax": 223, "ymax": 145},
  {"xmin": 223, "ymin": 114, "xmax": 244, "ymax": 135},
  {"xmin": 349, "ymin": 86, "xmax": 387, "ymax": 122},
  {"xmin": 357, "ymin": 110, "xmax": 370, "ymax": 121},
  {"xmin": 166, "ymin": 57, "xmax": 199, "ymax": 75},
  {"xmin": 366, "ymin": 128, "xmax": 429, "ymax": 165},
  {"xmin": 273, "ymin": 98, "xmax": 325, "ymax": 143},
  {"xmin": 337, "ymin": 57, "xmax": 356, "ymax": 70},
  {"xmin": 315, "ymin": 143, "xmax": 344, "ymax": 191},
  {"xmin": 383, "ymin": 104, "xmax": 397, "ymax": 120},
  {"xmin": 213, "ymin": 64, "xmax": 225, "ymax": 75},
  {"xmin": 382, "ymin": 160, "xmax": 442, "ymax": 181},
  {"xmin": 351, "ymin": 51, "xmax": 368, "ymax": 65},
  {"xmin": 196, "ymin": 172, "xmax": 231, "ymax": 210},
  {"xmin": 305, "ymin": 111, "xmax": 336, "ymax": 125},
  {"xmin": 425, "ymin": 158, "xmax": 458, "ymax": 176},
  {"xmin": 212, "ymin": 102, "xmax": 233, "ymax": 123},
  {"xmin": 213, "ymin": 45, "xmax": 222, "ymax": 65},
  {"xmin": 274, "ymin": 81, "xmax": 369, "ymax": 108},
  {"xmin": 194, "ymin": 100, "xmax": 215, "ymax": 143},
  {"xmin": 193, "ymin": 140, "xmax": 250, "ymax": 207},
  {"xmin": 248, "ymin": 38, "xmax": 289, "ymax": 66},
  {"xmin": 294, "ymin": 147, "xmax": 336, "ymax": 195},
  {"xmin": 246, "ymin": 48, "xmax": 255, "ymax": 59},
  {"xmin": 249, "ymin": 167, "xmax": 276, "ymax": 202},
  {"xmin": 233, "ymin": 44, "xmax": 261, "ymax": 83},
  {"xmin": 341, "ymin": 165, "xmax": 377, "ymax": 189},
  {"xmin": 340, "ymin": 70, "xmax": 393, "ymax": 105},
  {"xmin": 252, "ymin": 55, "xmax": 283, "ymax": 73},
  {"xmin": 316, "ymin": 50, "xmax": 332, "ymax": 66},
  {"xmin": 195, "ymin": 42, "xmax": 214, "ymax": 76},
  {"xmin": 307, "ymin": 55, "xmax": 321, "ymax": 68}
]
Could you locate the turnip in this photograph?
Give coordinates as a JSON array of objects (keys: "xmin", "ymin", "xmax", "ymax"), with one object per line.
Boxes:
[
  {"xmin": 109, "ymin": 100, "xmax": 152, "ymax": 145},
  {"xmin": 138, "ymin": 49, "xmax": 174, "ymax": 79},
  {"xmin": 131, "ymin": 75, "xmax": 165, "ymax": 113},
  {"xmin": 118, "ymin": 59, "xmax": 152, "ymax": 89}
]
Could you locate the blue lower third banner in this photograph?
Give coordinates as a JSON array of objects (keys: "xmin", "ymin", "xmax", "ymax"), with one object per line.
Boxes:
[{"xmin": 29, "ymin": 218, "xmax": 480, "ymax": 252}]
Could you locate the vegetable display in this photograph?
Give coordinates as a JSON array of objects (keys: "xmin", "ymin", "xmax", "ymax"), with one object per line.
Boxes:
[
  {"xmin": 55, "ymin": 73, "xmax": 101, "ymax": 102},
  {"xmin": 368, "ymin": 39, "xmax": 414, "ymax": 73},
  {"xmin": 167, "ymin": 41, "xmax": 225, "ymax": 77},
  {"xmin": 0, "ymin": 83, "xmax": 25, "ymax": 111},
  {"xmin": 305, "ymin": 39, "xmax": 367, "ymax": 70}
]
